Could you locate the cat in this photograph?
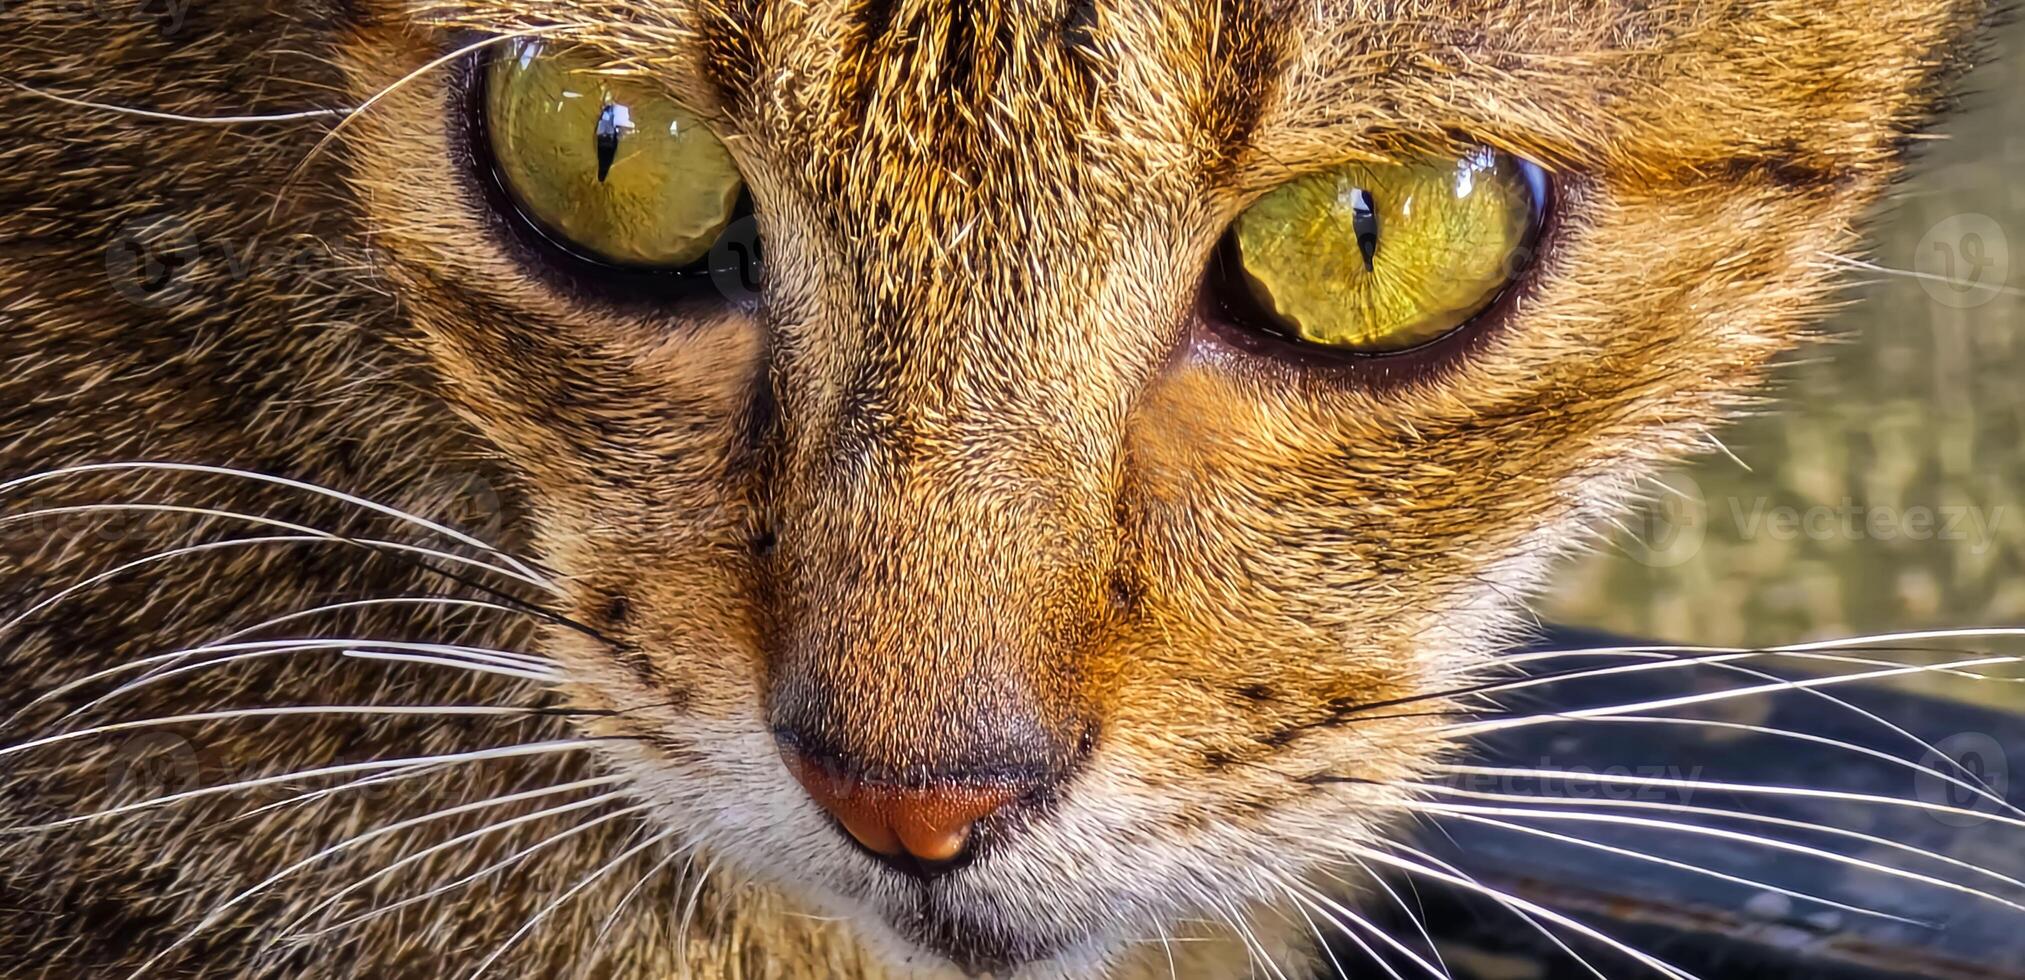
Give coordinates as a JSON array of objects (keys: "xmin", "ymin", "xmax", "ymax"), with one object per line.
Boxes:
[{"xmin": 0, "ymin": 0, "xmax": 2004, "ymax": 977}]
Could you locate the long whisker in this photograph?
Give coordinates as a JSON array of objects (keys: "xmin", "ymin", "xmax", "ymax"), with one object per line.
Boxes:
[
  {"xmin": 466, "ymin": 826, "xmax": 680, "ymax": 980},
  {"xmin": 1288, "ymin": 889, "xmax": 1402, "ymax": 980},
  {"xmin": 576, "ymin": 839, "xmax": 698, "ymax": 980},
  {"xmin": 292, "ymin": 27, "xmax": 585, "ymax": 182},
  {"xmin": 1434, "ymin": 810, "xmax": 1924, "ymax": 925},
  {"xmin": 1476, "ymin": 712, "xmax": 2018, "ymax": 818},
  {"xmin": 1403, "ymin": 800, "xmax": 2025, "ymax": 915},
  {"xmin": 6, "ymin": 739, "xmax": 597, "ymax": 835},
  {"xmin": 0, "ymin": 463, "xmax": 554, "ymax": 587},
  {"xmin": 0, "ymin": 534, "xmax": 553, "ymax": 646},
  {"xmin": 1339, "ymin": 842, "xmax": 1698, "ymax": 980},
  {"xmin": 1399, "ymin": 781, "xmax": 2025, "ymax": 897},
  {"xmin": 0, "ymin": 502, "xmax": 546, "ymax": 590},
  {"xmin": 1277, "ymin": 874, "xmax": 1447, "ymax": 980},
  {"xmin": 1319, "ymin": 859, "xmax": 1449, "ymax": 978},
  {"xmin": 282, "ymin": 798, "xmax": 651, "ymax": 942},
  {"xmin": 1364, "ymin": 843, "xmax": 1610, "ymax": 980},
  {"xmin": 0, "ymin": 705, "xmax": 563, "ymax": 764},
  {"xmin": 228, "ymin": 762, "xmax": 453, "ymax": 826},
  {"xmin": 1283, "ymin": 892, "xmax": 1365, "ymax": 980},
  {"xmin": 126, "ymin": 774, "xmax": 627, "ymax": 979},
  {"xmin": 8, "ymin": 598, "xmax": 545, "ymax": 730},
  {"xmin": 1439, "ymin": 653, "xmax": 2024, "ymax": 739},
  {"xmin": 45, "ymin": 640, "xmax": 560, "ymax": 730},
  {"xmin": 1430, "ymin": 763, "xmax": 2025, "ymax": 831},
  {"xmin": 0, "ymin": 78, "xmax": 350, "ymax": 124}
]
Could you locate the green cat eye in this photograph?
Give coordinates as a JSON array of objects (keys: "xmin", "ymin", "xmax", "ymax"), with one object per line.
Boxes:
[
  {"xmin": 1227, "ymin": 148, "xmax": 1545, "ymax": 352},
  {"xmin": 485, "ymin": 39, "xmax": 743, "ymax": 268}
]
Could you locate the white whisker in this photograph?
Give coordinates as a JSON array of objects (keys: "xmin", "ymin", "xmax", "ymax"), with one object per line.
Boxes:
[
  {"xmin": 284, "ymin": 797, "xmax": 650, "ymax": 942},
  {"xmin": 1442, "ymin": 654, "xmax": 2023, "ymax": 739},
  {"xmin": 1431, "ymin": 763, "xmax": 2025, "ymax": 832},
  {"xmin": 0, "ymin": 462, "xmax": 555, "ymax": 588},
  {"xmin": 1278, "ymin": 874, "xmax": 1447, "ymax": 980},
  {"xmin": 0, "ymin": 705, "xmax": 556, "ymax": 762},
  {"xmin": 1401, "ymin": 781, "xmax": 2025, "ymax": 897},
  {"xmin": 127, "ymin": 774, "xmax": 627, "ymax": 979},
  {"xmin": 0, "ymin": 502, "xmax": 546, "ymax": 590},
  {"xmin": 7, "ymin": 739, "xmax": 596, "ymax": 835},
  {"xmin": 0, "ymin": 534, "xmax": 558, "ymax": 646},
  {"xmin": 1438, "ymin": 810, "xmax": 1923, "ymax": 924},
  {"xmin": 1341, "ymin": 842, "xmax": 1698, "ymax": 980},
  {"xmin": 1404, "ymin": 801, "xmax": 2025, "ymax": 915},
  {"xmin": 466, "ymin": 826, "xmax": 678, "ymax": 980}
]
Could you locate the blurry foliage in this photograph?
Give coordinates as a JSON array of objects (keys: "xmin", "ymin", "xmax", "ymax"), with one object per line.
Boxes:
[{"xmin": 1544, "ymin": 18, "xmax": 2025, "ymax": 705}]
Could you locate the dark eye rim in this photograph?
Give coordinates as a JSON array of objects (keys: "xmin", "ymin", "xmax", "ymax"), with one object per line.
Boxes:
[
  {"xmin": 453, "ymin": 44, "xmax": 762, "ymax": 312},
  {"xmin": 1194, "ymin": 154, "xmax": 1557, "ymax": 389}
]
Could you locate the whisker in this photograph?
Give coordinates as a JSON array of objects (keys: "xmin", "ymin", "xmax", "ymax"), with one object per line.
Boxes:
[
  {"xmin": 209, "ymin": 596, "xmax": 531, "ymax": 644},
  {"xmin": 0, "ymin": 77, "xmax": 350, "ymax": 124},
  {"xmin": 1277, "ymin": 874, "xmax": 1447, "ymax": 980},
  {"xmin": 0, "ymin": 462, "xmax": 555, "ymax": 588},
  {"xmin": 1430, "ymin": 763, "xmax": 2025, "ymax": 831},
  {"xmin": 342, "ymin": 650, "xmax": 562, "ymax": 683},
  {"xmin": 1287, "ymin": 889, "xmax": 1401, "ymax": 980},
  {"xmin": 1211, "ymin": 897, "xmax": 1293, "ymax": 980},
  {"xmin": 1340, "ymin": 842, "xmax": 1698, "ymax": 980},
  {"xmin": 291, "ymin": 27, "xmax": 587, "ymax": 184},
  {"xmin": 0, "ymin": 502, "xmax": 547, "ymax": 591},
  {"xmin": 1400, "ymin": 781, "xmax": 2025, "ymax": 897},
  {"xmin": 1362, "ymin": 843, "xmax": 1609, "ymax": 980},
  {"xmin": 1434, "ymin": 810, "xmax": 1924, "ymax": 925},
  {"xmin": 672, "ymin": 857, "xmax": 718, "ymax": 967},
  {"xmin": 1812, "ymin": 251, "xmax": 2025, "ymax": 298},
  {"xmin": 576, "ymin": 838, "xmax": 698, "ymax": 980},
  {"xmin": 0, "ymin": 705, "xmax": 562, "ymax": 764},
  {"xmin": 1439, "ymin": 653, "xmax": 2024, "ymax": 739},
  {"xmin": 44, "ymin": 640, "xmax": 561, "ymax": 730},
  {"xmin": 5, "ymin": 739, "xmax": 596, "ymax": 835},
  {"xmin": 1404, "ymin": 800, "xmax": 2025, "ymax": 915},
  {"xmin": 0, "ymin": 534, "xmax": 555, "ymax": 647},
  {"xmin": 466, "ymin": 826, "xmax": 679, "ymax": 980},
  {"xmin": 126, "ymin": 774, "xmax": 627, "ymax": 979},
  {"xmin": 282, "ymin": 797, "xmax": 651, "ymax": 942},
  {"xmin": 9, "ymin": 598, "xmax": 547, "ymax": 730},
  {"xmin": 1321, "ymin": 858, "xmax": 1449, "ymax": 978},
  {"xmin": 1478, "ymin": 712, "xmax": 2019, "ymax": 819},
  {"xmin": 228, "ymin": 762, "xmax": 453, "ymax": 826}
]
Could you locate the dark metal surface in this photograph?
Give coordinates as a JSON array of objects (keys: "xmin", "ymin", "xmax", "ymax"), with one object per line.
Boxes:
[{"xmin": 1337, "ymin": 628, "xmax": 2025, "ymax": 979}]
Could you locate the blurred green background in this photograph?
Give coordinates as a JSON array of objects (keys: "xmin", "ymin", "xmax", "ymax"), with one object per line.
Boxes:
[{"xmin": 1542, "ymin": 17, "xmax": 2025, "ymax": 706}]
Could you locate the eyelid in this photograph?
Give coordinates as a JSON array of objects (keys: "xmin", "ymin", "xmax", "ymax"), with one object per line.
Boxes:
[
  {"xmin": 1192, "ymin": 155, "xmax": 1561, "ymax": 394},
  {"xmin": 457, "ymin": 41, "xmax": 764, "ymax": 316}
]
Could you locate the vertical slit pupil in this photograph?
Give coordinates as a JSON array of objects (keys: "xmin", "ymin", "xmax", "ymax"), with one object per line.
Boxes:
[
  {"xmin": 1351, "ymin": 188, "xmax": 1378, "ymax": 272},
  {"xmin": 595, "ymin": 103, "xmax": 624, "ymax": 183}
]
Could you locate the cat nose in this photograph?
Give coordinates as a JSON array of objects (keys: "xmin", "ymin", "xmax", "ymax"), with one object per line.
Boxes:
[{"xmin": 778, "ymin": 746, "xmax": 1033, "ymax": 877}]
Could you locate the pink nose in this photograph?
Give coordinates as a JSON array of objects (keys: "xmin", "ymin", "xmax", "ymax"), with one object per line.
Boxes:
[{"xmin": 780, "ymin": 750, "xmax": 1023, "ymax": 864}]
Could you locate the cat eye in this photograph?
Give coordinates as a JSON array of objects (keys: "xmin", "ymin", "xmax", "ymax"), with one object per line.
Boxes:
[
  {"xmin": 483, "ymin": 39, "xmax": 746, "ymax": 270},
  {"xmin": 1213, "ymin": 148, "xmax": 1548, "ymax": 354}
]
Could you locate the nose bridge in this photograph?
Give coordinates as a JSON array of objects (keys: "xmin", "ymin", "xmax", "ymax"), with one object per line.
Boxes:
[
  {"xmin": 762, "ymin": 275, "xmax": 1122, "ymax": 778},
  {"xmin": 766, "ymin": 456, "xmax": 1106, "ymax": 770}
]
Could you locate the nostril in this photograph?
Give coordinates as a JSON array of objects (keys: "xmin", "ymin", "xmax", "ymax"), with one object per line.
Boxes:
[{"xmin": 778, "ymin": 747, "xmax": 1029, "ymax": 877}]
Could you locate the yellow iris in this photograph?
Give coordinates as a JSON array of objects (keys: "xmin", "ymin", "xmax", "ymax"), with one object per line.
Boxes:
[
  {"xmin": 486, "ymin": 39, "xmax": 742, "ymax": 267},
  {"xmin": 1231, "ymin": 148, "xmax": 1541, "ymax": 351}
]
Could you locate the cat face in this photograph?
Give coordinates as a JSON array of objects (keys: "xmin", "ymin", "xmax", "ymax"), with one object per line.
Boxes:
[{"xmin": 324, "ymin": 0, "xmax": 1982, "ymax": 972}]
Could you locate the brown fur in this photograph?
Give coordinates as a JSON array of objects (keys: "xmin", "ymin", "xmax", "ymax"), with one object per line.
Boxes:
[{"xmin": 0, "ymin": 0, "xmax": 1996, "ymax": 976}]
